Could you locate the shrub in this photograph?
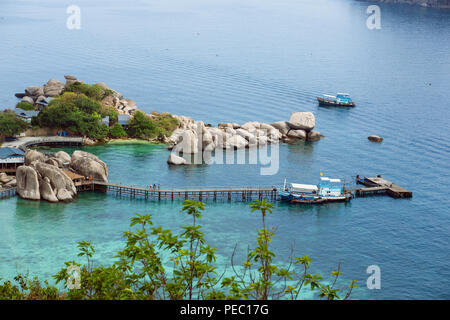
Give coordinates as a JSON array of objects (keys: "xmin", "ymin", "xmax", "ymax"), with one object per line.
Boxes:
[
  {"xmin": 63, "ymin": 82, "xmax": 111, "ymax": 101},
  {"xmin": 16, "ymin": 102, "xmax": 35, "ymax": 111},
  {"xmin": 109, "ymin": 123, "xmax": 127, "ymax": 138}
]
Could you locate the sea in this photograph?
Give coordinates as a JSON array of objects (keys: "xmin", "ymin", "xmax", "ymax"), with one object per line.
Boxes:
[{"xmin": 0, "ymin": 0, "xmax": 449, "ymax": 299}]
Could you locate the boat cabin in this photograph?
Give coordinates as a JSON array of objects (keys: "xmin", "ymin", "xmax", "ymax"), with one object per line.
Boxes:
[
  {"xmin": 335, "ymin": 93, "xmax": 353, "ymax": 104},
  {"xmin": 318, "ymin": 177, "xmax": 344, "ymax": 197},
  {"xmin": 289, "ymin": 183, "xmax": 318, "ymax": 194}
]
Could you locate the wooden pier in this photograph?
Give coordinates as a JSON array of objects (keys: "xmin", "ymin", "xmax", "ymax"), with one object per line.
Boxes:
[
  {"xmin": 87, "ymin": 181, "xmax": 278, "ymax": 202},
  {"xmin": 353, "ymin": 176, "xmax": 412, "ymax": 198},
  {"xmin": 0, "ymin": 187, "xmax": 16, "ymax": 199}
]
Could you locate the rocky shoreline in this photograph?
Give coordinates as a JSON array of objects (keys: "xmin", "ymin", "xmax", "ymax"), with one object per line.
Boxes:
[{"xmin": 167, "ymin": 112, "xmax": 323, "ymax": 165}]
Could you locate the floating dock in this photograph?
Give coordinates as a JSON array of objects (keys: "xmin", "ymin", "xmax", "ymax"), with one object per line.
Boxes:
[{"xmin": 353, "ymin": 176, "xmax": 412, "ymax": 198}]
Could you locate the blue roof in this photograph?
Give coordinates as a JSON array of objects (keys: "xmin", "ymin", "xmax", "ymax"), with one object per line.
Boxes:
[{"xmin": 0, "ymin": 147, "xmax": 25, "ymax": 159}]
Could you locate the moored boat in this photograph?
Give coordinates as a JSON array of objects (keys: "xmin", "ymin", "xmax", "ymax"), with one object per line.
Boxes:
[
  {"xmin": 278, "ymin": 176, "xmax": 353, "ymax": 204},
  {"xmin": 317, "ymin": 93, "xmax": 355, "ymax": 107}
]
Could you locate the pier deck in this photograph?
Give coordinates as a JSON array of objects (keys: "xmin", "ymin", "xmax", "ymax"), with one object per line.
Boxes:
[
  {"xmin": 354, "ymin": 176, "xmax": 412, "ymax": 198},
  {"xmin": 80, "ymin": 181, "xmax": 278, "ymax": 202}
]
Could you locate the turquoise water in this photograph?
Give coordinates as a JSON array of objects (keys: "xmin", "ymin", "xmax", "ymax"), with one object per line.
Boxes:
[{"xmin": 1, "ymin": 0, "xmax": 449, "ymax": 299}]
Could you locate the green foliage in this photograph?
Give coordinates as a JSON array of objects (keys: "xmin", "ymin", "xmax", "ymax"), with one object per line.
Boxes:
[
  {"xmin": 0, "ymin": 111, "xmax": 28, "ymax": 137},
  {"xmin": 16, "ymin": 102, "xmax": 35, "ymax": 111},
  {"xmin": 0, "ymin": 274, "xmax": 61, "ymax": 300},
  {"xmin": 32, "ymin": 92, "xmax": 107, "ymax": 139},
  {"xmin": 63, "ymin": 82, "xmax": 113, "ymax": 101},
  {"xmin": 126, "ymin": 111, "xmax": 179, "ymax": 140},
  {"xmin": 109, "ymin": 123, "xmax": 128, "ymax": 138},
  {"xmin": 1, "ymin": 200, "xmax": 357, "ymax": 300}
]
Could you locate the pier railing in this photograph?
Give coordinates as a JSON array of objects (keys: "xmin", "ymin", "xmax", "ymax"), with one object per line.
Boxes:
[{"xmin": 87, "ymin": 181, "xmax": 278, "ymax": 201}]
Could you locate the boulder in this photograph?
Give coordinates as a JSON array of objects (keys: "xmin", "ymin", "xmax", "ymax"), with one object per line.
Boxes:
[
  {"xmin": 4, "ymin": 178, "xmax": 17, "ymax": 187},
  {"xmin": 54, "ymin": 151, "xmax": 71, "ymax": 164},
  {"xmin": 287, "ymin": 129, "xmax": 307, "ymax": 140},
  {"xmin": 172, "ymin": 130, "xmax": 199, "ymax": 154},
  {"xmin": 25, "ymin": 149, "xmax": 46, "ymax": 166},
  {"xmin": 39, "ymin": 176, "xmax": 58, "ymax": 203},
  {"xmin": 271, "ymin": 121, "xmax": 291, "ymax": 135},
  {"xmin": 21, "ymin": 96, "xmax": 35, "ymax": 105},
  {"xmin": 71, "ymin": 150, "xmax": 108, "ymax": 182},
  {"xmin": 0, "ymin": 173, "xmax": 14, "ymax": 184},
  {"xmin": 45, "ymin": 158, "xmax": 62, "ymax": 168},
  {"xmin": 34, "ymin": 162, "xmax": 76, "ymax": 201},
  {"xmin": 235, "ymin": 128, "xmax": 256, "ymax": 142},
  {"xmin": 307, "ymin": 131, "xmax": 323, "ymax": 141},
  {"xmin": 25, "ymin": 86, "xmax": 44, "ymax": 97},
  {"xmin": 167, "ymin": 153, "xmax": 187, "ymax": 165},
  {"xmin": 169, "ymin": 128, "xmax": 185, "ymax": 144},
  {"xmin": 64, "ymin": 75, "xmax": 78, "ymax": 87},
  {"xmin": 16, "ymin": 166, "xmax": 40, "ymax": 200},
  {"xmin": 227, "ymin": 135, "xmax": 248, "ymax": 149},
  {"xmin": 288, "ymin": 112, "xmax": 315, "ymax": 131},
  {"xmin": 368, "ymin": 135, "xmax": 383, "ymax": 142},
  {"xmin": 43, "ymin": 79, "xmax": 65, "ymax": 97},
  {"xmin": 96, "ymin": 82, "xmax": 109, "ymax": 90}
]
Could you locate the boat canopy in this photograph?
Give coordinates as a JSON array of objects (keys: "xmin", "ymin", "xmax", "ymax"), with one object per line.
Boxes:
[
  {"xmin": 329, "ymin": 179, "xmax": 341, "ymax": 183},
  {"xmin": 337, "ymin": 93, "xmax": 350, "ymax": 96},
  {"xmin": 320, "ymin": 177, "xmax": 330, "ymax": 181},
  {"xmin": 290, "ymin": 183, "xmax": 318, "ymax": 192},
  {"xmin": 323, "ymin": 94, "xmax": 336, "ymax": 99}
]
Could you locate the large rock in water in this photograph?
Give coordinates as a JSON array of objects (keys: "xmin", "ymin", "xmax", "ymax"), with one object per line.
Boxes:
[
  {"xmin": 16, "ymin": 166, "xmax": 40, "ymax": 200},
  {"xmin": 172, "ymin": 130, "xmax": 199, "ymax": 154},
  {"xmin": 25, "ymin": 149, "xmax": 46, "ymax": 165},
  {"xmin": 34, "ymin": 162, "xmax": 76, "ymax": 201},
  {"xmin": 288, "ymin": 112, "xmax": 315, "ymax": 131},
  {"xmin": 368, "ymin": 135, "xmax": 383, "ymax": 142},
  {"xmin": 167, "ymin": 153, "xmax": 187, "ymax": 165},
  {"xmin": 70, "ymin": 150, "xmax": 108, "ymax": 183}
]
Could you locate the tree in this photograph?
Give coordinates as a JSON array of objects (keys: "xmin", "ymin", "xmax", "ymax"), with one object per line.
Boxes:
[
  {"xmin": 109, "ymin": 123, "xmax": 127, "ymax": 138},
  {"xmin": 0, "ymin": 111, "xmax": 28, "ymax": 138}
]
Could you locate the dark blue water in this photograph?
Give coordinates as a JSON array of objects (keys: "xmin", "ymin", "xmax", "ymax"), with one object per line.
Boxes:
[{"xmin": 0, "ymin": 0, "xmax": 449, "ymax": 299}]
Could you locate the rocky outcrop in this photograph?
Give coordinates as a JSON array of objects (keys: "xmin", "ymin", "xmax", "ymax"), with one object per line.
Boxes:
[
  {"xmin": 16, "ymin": 166, "xmax": 40, "ymax": 200},
  {"xmin": 16, "ymin": 150, "xmax": 107, "ymax": 202},
  {"xmin": 34, "ymin": 162, "xmax": 76, "ymax": 201},
  {"xmin": 167, "ymin": 112, "xmax": 323, "ymax": 164},
  {"xmin": 70, "ymin": 150, "xmax": 108, "ymax": 183}
]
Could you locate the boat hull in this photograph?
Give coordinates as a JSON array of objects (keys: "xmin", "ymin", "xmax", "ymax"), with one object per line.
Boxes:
[{"xmin": 317, "ymin": 97, "xmax": 355, "ymax": 107}]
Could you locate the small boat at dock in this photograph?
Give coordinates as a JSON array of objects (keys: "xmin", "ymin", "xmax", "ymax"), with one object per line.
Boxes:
[
  {"xmin": 278, "ymin": 177, "xmax": 352, "ymax": 204},
  {"xmin": 317, "ymin": 93, "xmax": 355, "ymax": 107}
]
